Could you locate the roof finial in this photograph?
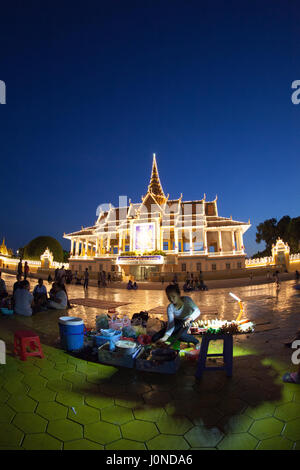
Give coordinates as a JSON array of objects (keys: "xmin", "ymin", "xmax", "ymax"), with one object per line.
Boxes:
[{"xmin": 146, "ymin": 153, "xmax": 166, "ymax": 204}]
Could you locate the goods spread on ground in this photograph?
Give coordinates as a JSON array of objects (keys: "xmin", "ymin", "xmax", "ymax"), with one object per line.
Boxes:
[{"xmin": 189, "ymin": 319, "xmax": 255, "ymax": 336}]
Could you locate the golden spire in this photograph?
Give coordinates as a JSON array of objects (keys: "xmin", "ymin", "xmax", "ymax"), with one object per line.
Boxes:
[{"xmin": 147, "ymin": 154, "xmax": 166, "ymax": 204}]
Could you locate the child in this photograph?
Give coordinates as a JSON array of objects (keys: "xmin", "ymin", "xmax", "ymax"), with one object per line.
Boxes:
[{"xmin": 152, "ymin": 284, "xmax": 200, "ymax": 347}]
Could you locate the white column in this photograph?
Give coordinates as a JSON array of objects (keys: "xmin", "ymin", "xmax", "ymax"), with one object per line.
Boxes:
[
  {"xmin": 240, "ymin": 231, "xmax": 244, "ymax": 252},
  {"xmin": 236, "ymin": 231, "xmax": 242, "ymax": 251},
  {"xmin": 70, "ymin": 239, "xmax": 74, "ymax": 257},
  {"xmin": 75, "ymin": 240, "xmax": 79, "ymax": 256},
  {"xmin": 119, "ymin": 231, "xmax": 123, "ymax": 251},
  {"xmin": 190, "ymin": 230, "xmax": 193, "ymax": 254},
  {"xmin": 218, "ymin": 231, "xmax": 223, "ymax": 252},
  {"xmin": 85, "ymin": 239, "xmax": 88, "ymax": 256},
  {"xmin": 107, "ymin": 235, "xmax": 110, "ymax": 252},
  {"xmin": 96, "ymin": 238, "xmax": 99, "ymax": 256},
  {"xmin": 204, "ymin": 231, "xmax": 208, "ymax": 253},
  {"xmin": 231, "ymin": 231, "xmax": 236, "ymax": 252},
  {"xmin": 174, "ymin": 229, "xmax": 179, "ymax": 253}
]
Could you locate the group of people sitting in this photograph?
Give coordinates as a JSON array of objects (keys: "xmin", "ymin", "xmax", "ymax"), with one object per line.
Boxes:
[
  {"xmin": 127, "ymin": 280, "xmax": 138, "ymax": 290},
  {"xmin": 183, "ymin": 278, "xmax": 208, "ymax": 292},
  {"xmin": 1, "ymin": 273, "xmax": 70, "ymax": 316}
]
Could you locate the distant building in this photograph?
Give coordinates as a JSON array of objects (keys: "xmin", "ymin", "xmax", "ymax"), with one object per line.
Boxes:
[{"xmin": 64, "ymin": 155, "xmax": 251, "ymax": 280}]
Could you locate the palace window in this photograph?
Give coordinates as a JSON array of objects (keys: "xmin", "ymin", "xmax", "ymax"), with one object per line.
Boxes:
[
  {"xmin": 111, "ymin": 265, "xmax": 115, "ymax": 272},
  {"xmin": 226, "ymin": 263, "xmax": 231, "ymax": 270},
  {"xmin": 197, "ymin": 263, "xmax": 202, "ymax": 272},
  {"xmin": 163, "ymin": 242, "xmax": 169, "ymax": 251},
  {"xmin": 212, "ymin": 264, "xmax": 217, "ymax": 271},
  {"xmin": 181, "ymin": 263, "xmax": 186, "ymax": 272},
  {"xmin": 194, "ymin": 242, "xmax": 204, "ymax": 252},
  {"xmin": 209, "ymin": 245, "xmax": 215, "ymax": 253},
  {"xmin": 125, "ymin": 245, "xmax": 130, "ymax": 252},
  {"xmin": 113, "ymin": 247, "xmax": 118, "ymax": 254},
  {"xmin": 99, "ymin": 264, "xmax": 103, "ymax": 271},
  {"xmin": 237, "ymin": 262, "xmax": 242, "ymax": 269},
  {"xmin": 89, "ymin": 265, "xmax": 92, "ymax": 271},
  {"xmin": 183, "ymin": 243, "xmax": 190, "ymax": 252}
]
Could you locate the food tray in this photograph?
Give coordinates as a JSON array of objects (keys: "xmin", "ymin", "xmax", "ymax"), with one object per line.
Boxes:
[{"xmin": 98, "ymin": 342, "xmax": 143, "ymax": 368}]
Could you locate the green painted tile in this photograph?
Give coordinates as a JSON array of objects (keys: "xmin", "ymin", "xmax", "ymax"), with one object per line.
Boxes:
[
  {"xmin": 13, "ymin": 412, "xmax": 48, "ymax": 434},
  {"xmin": 64, "ymin": 439, "xmax": 104, "ymax": 450},
  {"xmin": 185, "ymin": 426, "xmax": 224, "ymax": 447},
  {"xmin": 257, "ymin": 436, "xmax": 293, "ymax": 450},
  {"xmin": 249, "ymin": 417, "xmax": 284, "ymax": 440},
  {"xmin": 115, "ymin": 395, "xmax": 144, "ymax": 409},
  {"xmin": 101, "ymin": 405, "xmax": 134, "ymax": 426},
  {"xmin": 56, "ymin": 391, "xmax": 84, "ymax": 407},
  {"xmin": 3, "ymin": 379, "xmax": 29, "ymax": 395},
  {"xmin": 133, "ymin": 407, "xmax": 167, "ymax": 423},
  {"xmin": 47, "ymin": 419, "xmax": 83, "ymax": 442},
  {"xmin": 22, "ymin": 374, "xmax": 48, "ymax": 389},
  {"xmin": 121, "ymin": 420, "xmax": 158, "ymax": 442},
  {"xmin": 0, "ymin": 404, "xmax": 16, "ymax": 424},
  {"xmin": 106, "ymin": 439, "xmax": 146, "ymax": 450},
  {"xmin": 47, "ymin": 379, "xmax": 72, "ymax": 392},
  {"xmin": 39, "ymin": 368, "xmax": 63, "ymax": 381},
  {"xmin": 156, "ymin": 415, "xmax": 193, "ymax": 435},
  {"xmin": 219, "ymin": 415, "xmax": 253, "ymax": 434},
  {"xmin": 0, "ymin": 446, "xmax": 24, "ymax": 450},
  {"xmin": 84, "ymin": 421, "xmax": 121, "ymax": 445},
  {"xmin": 244, "ymin": 403, "xmax": 276, "ymax": 420},
  {"xmin": 274, "ymin": 402, "xmax": 300, "ymax": 421},
  {"xmin": 22, "ymin": 433, "xmax": 63, "ymax": 450},
  {"xmin": 54, "ymin": 363, "xmax": 76, "ymax": 372},
  {"xmin": 217, "ymin": 432, "xmax": 258, "ymax": 450},
  {"xmin": 0, "ymin": 423, "xmax": 24, "ymax": 447},
  {"xmin": 63, "ymin": 371, "xmax": 87, "ymax": 385},
  {"xmin": 67, "ymin": 405, "xmax": 100, "ymax": 425},
  {"xmin": 283, "ymin": 418, "xmax": 300, "ymax": 441},
  {"xmin": 33, "ymin": 359, "xmax": 56, "ymax": 369},
  {"xmin": 18, "ymin": 365, "xmax": 40, "ymax": 375},
  {"xmin": 294, "ymin": 391, "xmax": 300, "ymax": 404},
  {"xmin": 147, "ymin": 435, "xmax": 190, "ymax": 450},
  {"xmin": 7, "ymin": 395, "xmax": 37, "ymax": 413},
  {"xmin": 36, "ymin": 401, "xmax": 68, "ymax": 421},
  {"xmin": 85, "ymin": 395, "xmax": 114, "ymax": 410},
  {"xmin": 28, "ymin": 388, "xmax": 56, "ymax": 402},
  {"xmin": 294, "ymin": 441, "xmax": 300, "ymax": 450}
]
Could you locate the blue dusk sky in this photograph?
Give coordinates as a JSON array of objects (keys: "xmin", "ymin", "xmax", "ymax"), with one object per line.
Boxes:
[{"xmin": 0, "ymin": 0, "xmax": 299, "ymax": 256}]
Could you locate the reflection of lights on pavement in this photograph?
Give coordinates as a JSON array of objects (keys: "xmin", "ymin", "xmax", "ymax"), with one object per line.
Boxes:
[
  {"xmin": 229, "ymin": 292, "xmax": 245, "ymax": 322},
  {"xmin": 229, "ymin": 292, "xmax": 241, "ymax": 302}
]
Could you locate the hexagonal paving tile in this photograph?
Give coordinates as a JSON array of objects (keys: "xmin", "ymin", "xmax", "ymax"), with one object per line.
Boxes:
[
  {"xmin": 56, "ymin": 391, "xmax": 85, "ymax": 407},
  {"xmin": 274, "ymin": 402, "xmax": 300, "ymax": 421},
  {"xmin": 39, "ymin": 368, "xmax": 63, "ymax": 381},
  {"xmin": 22, "ymin": 433, "xmax": 63, "ymax": 450},
  {"xmin": 67, "ymin": 405, "xmax": 100, "ymax": 425},
  {"xmin": 106, "ymin": 439, "xmax": 146, "ymax": 450},
  {"xmin": 156, "ymin": 415, "xmax": 193, "ymax": 435},
  {"xmin": 28, "ymin": 387, "xmax": 57, "ymax": 402},
  {"xmin": 0, "ymin": 423, "xmax": 24, "ymax": 447},
  {"xmin": 217, "ymin": 432, "xmax": 258, "ymax": 450},
  {"xmin": 63, "ymin": 371, "xmax": 87, "ymax": 385},
  {"xmin": 185, "ymin": 426, "xmax": 224, "ymax": 448},
  {"xmin": 101, "ymin": 405, "xmax": 134, "ymax": 426},
  {"xmin": 3, "ymin": 379, "xmax": 29, "ymax": 394},
  {"xmin": 249, "ymin": 417, "xmax": 284, "ymax": 440},
  {"xmin": 147, "ymin": 435, "xmax": 190, "ymax": 450},
  {"xmin": 133, "ymin": 406, "xmax": 167, "ymax": 423},
  {"xmin": 244, "ymin": 403, "xmax": 276, "ymax": 420},
  {"xmin": 54, "ymin": 363, "xmax": 76, "ymax": 372},
  {"xmin": 0, "ymin": 388, "xmax": 11, "ymax": 404},
  {"xmin": 33, "ymin": 359, "xmax": 55, "ymax": 369},
  {"xmin": 283, "ymin": 418, "xmax": 300, "ymax": 441},
  {"xmin": 22, "ymin": 374, "xmax": 48, "ymax": 389},
  {"xmin": 0, "ymin": 404, "xmax": 16, "ymax": 424},
  {"xmin": 47, "ymin": 419, "xmax": 83, "ymax": 442},
  {"xmin": 13, "ymin": 413, "xmax": 48, "ymax": 434},
  {"xmin": 7, "ymin": 394, "xmax": 37, "ymax": 413},
  {"xmin": 121, "ymin": 421, "xmax": 158, "ymax": 442},
  {"xmin": 64, "ymin": 439, "xmax": 104, "ymax": 450},
  {"xmin": 84, "ymin": 421, "xmax": 121, "ymax": 445},
  {"xmin": 36, "ymin": 401, "xmax": 68, "ymax": 421},
  {"xmin": 256, "ymin": 436, "xmax": 293, "ymax": 450},
  {"xmin": 85, "ymin": 395, "xmax": 114, "ymax": 409},
  {"xmin": 46, "ymin": 379, "xmax": 72, "ymax": 392},
  {"xmin": 219, "ymin": 415, "xmax": 253, "ymax": 434},
  {"xmin": 114, "ymin": 395, "xmax": 144, "ymax": 409}
]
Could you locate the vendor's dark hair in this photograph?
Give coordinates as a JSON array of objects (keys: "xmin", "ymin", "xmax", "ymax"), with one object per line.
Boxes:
[{"xmin": 165, "ymin": 284, "xmax": 180, "ymax": 296}]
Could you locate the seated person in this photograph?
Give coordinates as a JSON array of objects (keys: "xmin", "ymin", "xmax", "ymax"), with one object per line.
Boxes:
[
  {"xmin": 47, "ymin": 274, "xmax": 53, "ymax": 284},
  {"xmin": 183, "ymin": 281, "xmax": 192, "ymax": 292},
  {"xmin": 127, "ymin": 280, "xmax": 133, "ymax": 290},
  {"xmin": 48, "ymin": 283, "xmax": 68, "ymax": 310},
  {"xmin": 33, "ymin": 278, "xmax": 48, "ymax": 309},
  {"xmin": 13, "ymin": 274, "xmax": 23, "ymax": 294},
  {"xmin": 152, "ymin": 284, "xmax": 200, "ymax": 347},
  {"xmin": 13, "ymin": 280, "xmax": 34, "ymax": 316},
  {"xmin": 199, "ymin": 279, "xmax": 208, "ymax": 291},
  {"xmin": 133, "ymin": 281, "xmax": 138, "ymax": 290},
  {"xmin": 0, "ymin": 272, "xmax": 8, "ymax": 299}
]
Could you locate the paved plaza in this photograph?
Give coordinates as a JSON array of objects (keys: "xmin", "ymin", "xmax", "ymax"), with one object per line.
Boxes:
[{"xmin": 0, "ymin": 273, "xmax": 300, "ymax": 450}]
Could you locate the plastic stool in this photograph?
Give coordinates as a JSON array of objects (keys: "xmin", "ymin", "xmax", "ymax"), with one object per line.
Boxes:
[
  {"xmin": 195, "ymin": 334, "xmax": 233, "ymax": 379},
  {"xmin": 14, "ymin": 330, "xmax": 44, "ymax": 361}
]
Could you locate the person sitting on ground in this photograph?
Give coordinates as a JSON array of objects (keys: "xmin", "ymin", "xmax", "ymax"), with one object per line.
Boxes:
[
  {"xmin": 133, "ymin": 281, "xmax": 138, "ymax": 290},
  {"xmin": 48, "ymin": 274, "xmax": 53, "ymax": 284},
  {"xmin": 47, "ymin": 282, "xmax": 68, "ymax": 310},
  {"xmin": 199, "ymin": 279, "xmax": 208, "ymax": 291},
  {"xmin": 13, "ymin": 274, "xmax": 23, "ymax": 294},
  {"xmin": 283, "ymin": 363, "xmax": 300, "ymax": 385},
  {"xmin": 183, "ymin": 280, "xmax": 192, "ymax": 292},
  {"xmin": 127, "ymin": 280, "xmax": 133, "ymax": 290},
  {"xmin": 152, "ymin": 284, "xmax": 200, "ymax": 347},
  {"xmin": 33, "ymin": 278, "xmax": 48, "ymax": 309},
  {"xmin": 0, "ymin": 272, "xmax": 8, "ymax": 299},
  {"xmin": 13, "ymin": 280, "xmax": 33, "ymax": 316}
]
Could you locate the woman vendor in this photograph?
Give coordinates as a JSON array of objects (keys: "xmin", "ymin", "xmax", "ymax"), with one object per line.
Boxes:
[{"xmin": 152, "ymin": 284, "xmax": 200, "ymax": 346}]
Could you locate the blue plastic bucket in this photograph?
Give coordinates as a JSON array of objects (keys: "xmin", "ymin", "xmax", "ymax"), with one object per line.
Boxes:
[{"xmin": 59, "ymin": 316, "xmax": 84, "ymax": 351}]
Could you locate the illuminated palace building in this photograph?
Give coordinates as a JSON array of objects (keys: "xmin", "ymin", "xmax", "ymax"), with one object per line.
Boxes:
[{"xmin": 64, "ymin": 155, "xmax": 251, "ymax": 281}]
